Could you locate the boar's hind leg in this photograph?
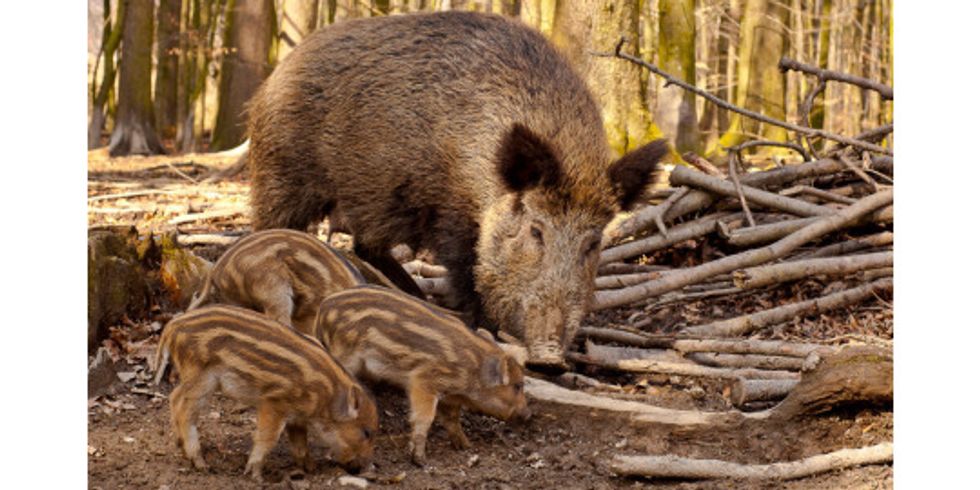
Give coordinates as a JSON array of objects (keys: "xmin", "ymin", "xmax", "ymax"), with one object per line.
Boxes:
[
  {"xmin": 437, "ymin": 402, "xmax": 470, "ymax": 450},
  {"xmin": 406, "ymin": 379, "xmax": 438, "ymax": 466},
  {"xmin": 354, "ymin": 241, "xmax": 426, "ymax": 299},
  {"xmin": 286, "ymin": 422, "xmax": 315, "ymax": 473},
  {"xmin": 244, "ymin": 402, "xmax": 287, "ymax": 480},
  {"xmin": 170, "ymin": 373, "xmax": 217, "ymax": 470}
]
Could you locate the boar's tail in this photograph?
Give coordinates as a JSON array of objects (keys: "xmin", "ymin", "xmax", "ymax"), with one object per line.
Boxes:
[{"xmin": 153, "ymin": 325, "xmax": 174, "ymax": 386}]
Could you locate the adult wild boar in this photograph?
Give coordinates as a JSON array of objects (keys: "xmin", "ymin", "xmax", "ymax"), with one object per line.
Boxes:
[{"xmin": 247, "ymin": 11, "xmax": 668, "ymax": 369}]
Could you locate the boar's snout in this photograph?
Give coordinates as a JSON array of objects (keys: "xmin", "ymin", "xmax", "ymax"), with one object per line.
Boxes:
[{"xmin": 524, "ymin": 307, "xmax": 571, "ymax": 371}]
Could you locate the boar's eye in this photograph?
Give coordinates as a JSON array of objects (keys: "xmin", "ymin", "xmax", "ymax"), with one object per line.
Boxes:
[
  {"xmin": 514, "ymin": 382, "xmax": 524, "ymax": 392},
  {"xmin": 363, "ymin": 428, "xmax": 373, "ymax": 439},
  {"xmin": 530, "ymin": 225, "xmax": 543, "ymax": 244}
]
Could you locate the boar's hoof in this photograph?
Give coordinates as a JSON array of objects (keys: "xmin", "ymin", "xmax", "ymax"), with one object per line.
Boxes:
[
  {"xmin": 191, "ymin": 455, "xmax": 208, "ymax": 471},
  {"xmin": 244, "ymin": 462, "xmax": 264, "ymax": 480},
  {"xmin": 448, "ymin": 432, "xmax": 471, "ymax": 450},
  {"xmin": 408, "ymin": 441, "xmax": 427, "ymax": 467}
]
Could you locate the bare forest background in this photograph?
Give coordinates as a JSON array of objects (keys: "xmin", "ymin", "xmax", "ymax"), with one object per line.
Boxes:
[{"xmin": 87, "ymin": 0, "xmax": 893, "ymax": 163}]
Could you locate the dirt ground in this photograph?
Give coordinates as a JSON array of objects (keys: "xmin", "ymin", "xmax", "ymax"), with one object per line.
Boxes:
[{"xmin": 88, "ymin": 151, "xmax": 893, "ymax": 489}]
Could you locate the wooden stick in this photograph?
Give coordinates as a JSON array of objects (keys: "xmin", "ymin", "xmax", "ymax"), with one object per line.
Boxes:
[
  {"xmin": 87, "ymin": 189, "xmax": 175, "ymax": 202},
  {"xmin": 596, "ymin": 40, "xmax": 892, "ymax": 155},
  {"xmin": 168, "ymin": 207, "xmax": 248, "ymax": 225},
  {"xmin": 651, "ymin": 187, "xmax": 692, "ymax": 236},
  {"xmin": 595, "ymin": 271, "xmax": 668, "ymax": 290},
  {"xmin": 609, "ymin": 158, "xmax": 866, "ymax": 241},
  {"xmin": 593, "ymin": 190, "xmax": 893, "ymax": 310},
  {"xmin": 734, "ymin": 252, "xmax": 892, "ymax": 289},
  {"xmin": 729, "ymin": 378, "xmax": 798, "ymax": 406},
  {"xmin": 779, "ymin": 57, "xmax": 893, "ymax": 100},
  {"xmin": 576, "ymin": 327, "xmax": 674, "ymax": 349},
  {"xmin": 686, "ymin": 352, "xmax": 804, "ymax": 371},
  {"xmin": 681, "ymin": 152, "xmax": 726, "ymax": 178},
  {"xmin": 600, "ymin": 212, "xmax": 738, "ymax": 265},
  {"xmin": 682, "ymin": 278, "xmax": 893, "ymax": 337},
  {"xmin": 176, "ymin": 233, "xmax": 242, "ymax": 247},
  {"xmin": 672, "ymin": 338, "xmax": 836, "ymax": 358},
  {"xmin": 795, "ymin": 231, "xmax": 893, "ymax": 260},
  {"xmin": 779, "ymin": 185, "xmax": 856, "ymax": 205},
  {"xmin": 610, "ymin": 442, "xmax": 893, "ymax": 480},
  {"xmin": 725, "ymin": 205, "xmax": 891, "ymax": 248},
  {"xmin": 727, "ymin": 154, "xmax": 756, "ymax": 227},
  {"xmin": 598, "ymin": 263, "xmax": 672, "ymax": 275},
  {"xmin": 671, "ymin": 166, "xmax": 835, "ymax": 217},
  {"xmin": 524, "ymin": 377, "xmax": 738, "ymax": 426},
  {"xmin": 566, "ymin": 352, "xmax": 800, "ymax": 380}
]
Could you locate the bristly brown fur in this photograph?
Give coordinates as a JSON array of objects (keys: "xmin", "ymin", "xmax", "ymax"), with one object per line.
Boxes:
[
  {"xmin": 247, "ymin": 11, "xmax": 669, "ymax": 367},
  {"xmin": 315, "ymin": 285, "xmax": 530, "ymax": 465},
  {"xmin": 157, "ymin": 305, "xmax": 377, "ymax": 478}
]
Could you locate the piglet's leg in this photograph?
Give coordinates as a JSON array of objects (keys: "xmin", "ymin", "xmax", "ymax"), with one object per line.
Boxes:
[
  {"xmin": 170, "ymin": 374, "xmax": 215, "ymax": 470},
  {"xmin": 244, "ymin": 402, "xmax": 287, "ymax": 480},
  {"xmin": 437, "ymin": 403, "xmax": 470, "ymax": 450},
  {"xmin": 406, "ymin": 380, "xmax": 438, "ymax": 466},
  {"xmin": 286, "ymin": 422, "xmax": 315, "ymax": 473}
]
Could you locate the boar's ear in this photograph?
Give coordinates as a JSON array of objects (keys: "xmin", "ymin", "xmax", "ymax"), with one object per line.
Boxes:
[
  {"xmin": 480, "ymin": 356, "xmax": 510, "ymax": 387},
  {"xmin": 475, "ymin": 328, "xmax": 496, "ymax": 343},
  {"xmin": 607, "ymin": 139, "xmax": 670, "ymax": 209},
  {"xmin": 496, "ymin": 124, "xmax": 562, "ymax": 193},
  {"xmin": 332, "ymin": 385, "xmax": 360, "ymax": 421}
]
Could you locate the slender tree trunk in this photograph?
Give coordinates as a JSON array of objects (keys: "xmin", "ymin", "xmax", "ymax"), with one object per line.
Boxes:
[
  {"xmin": 155, "ymin": 0, "xmax": 182, "ymax": 139},
  {"xmin": 655, "ymin": 0, "xmax": 698, "ymax": 153},
  {"xmin": 553, "ymin": 0, "xmax": 664, "ymax": 156},
  {"xmin": 211, "ymin": 0, "xmax": 277, "ymax": 151},
  {"xmin": 810, "ymin": 0, "xmax": 831, "ymax": 130},
  {"xmin": 89, "ymin": 0, "xmax": 126, "ymax": 150},
  {"xmin": 710, "ymin": 0, "xmax": 791, "ymax": 156},
  {"xmin": 278, "ymin": 0, "xmax": 319, "ymax": 61},
  {"xmin": 109, "ymin": 0, "xmax": 166, "ymax": 156}
]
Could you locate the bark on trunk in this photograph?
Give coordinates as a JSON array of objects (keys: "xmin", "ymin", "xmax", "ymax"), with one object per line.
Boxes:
[
  {"xmin": 108, "ymin": 0, "xmax": 166, "ymax": 156},
  {"xmin": 278, "ymin": 0, "xmax": 319, "ymax": 61},
  {"xmin": 655, "ymin": 0, "xmax": 698, "ymax": 153},
  {"xmin": 154, "ymin": 0, "xmax": 182, "ymax": 138},
  {"xmin": 211, "ymin": 0, "xmax": 277, "ymax": 151}
]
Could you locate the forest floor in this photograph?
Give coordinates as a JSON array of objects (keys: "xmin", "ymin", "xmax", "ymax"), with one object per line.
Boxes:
[{"xmin": 88, "ymin": 150, "xmax": 893, "ymax": 489}]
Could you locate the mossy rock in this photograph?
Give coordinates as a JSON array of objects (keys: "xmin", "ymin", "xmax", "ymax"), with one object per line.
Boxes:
[{"xmin": 87, "ymin": 228, "xmax": 150, "ymax": 351}]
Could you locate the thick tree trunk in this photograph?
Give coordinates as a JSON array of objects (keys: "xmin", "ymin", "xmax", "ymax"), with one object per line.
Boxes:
[
  {"xmin": 109, "ymin": 0, "xmax": 166, "ymax": 156},
  {"xmin": 154, "ymin": 0, "xmax": 182, "ymax": 139},
  {"xmin": 211, "ymin": 0, "xmax": 277, "ymax": 151},
  {"xmin": 711, "ymin": 0, "xmax": 791, "ymax": 156},
  {"xmin": 655, "ymin": 0, "xmax": 698, "ymax": 153},
  {"xmin": 553, "ymin": 0, "xmax": 663, "ymax": 156},
  {"xmin": 88, "ymin": 0, "xmax": 126, "ymax": 150},
  {"xmin": 278, "ymin": 0, "xmax": 319, "ymax": 61}
]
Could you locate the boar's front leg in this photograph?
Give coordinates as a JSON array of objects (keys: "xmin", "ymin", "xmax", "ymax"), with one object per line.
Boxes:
[
  {"xmin": 437, "ymin": 402, "xmax": 470, "ymax": 450},
  {"xmin": 285, "ymin": 422, "xmax": 315, "ymax": 473},
  {"xmin": 244, "ymin": 402, "xmax": 287, "ymax": 480},
  {"xmin": 354, "ymin": 241, "xmax": 426, "ymax": 300},
  {"xmin": 406, "ymin": 379, "xmax": 438, "ymax": 466}
]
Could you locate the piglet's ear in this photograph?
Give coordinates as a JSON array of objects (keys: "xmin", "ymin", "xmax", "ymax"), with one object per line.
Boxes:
[
  {"xmin": 332, "ymin": 385, "xmax": 360, "ymax": 421},
  {"xmin": 496, "ymin": 124, "xmax": 562, "ymax": 193},
  {"xmin": 607, "ymin": 139, "xmax": 670, "ymax": 210},
  {"xmin": 480, "ymin": 356, "xmax": 509, "ymax": 387}
]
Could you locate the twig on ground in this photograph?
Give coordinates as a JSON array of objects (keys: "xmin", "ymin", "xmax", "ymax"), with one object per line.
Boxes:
[
  {"xmin": 733, "ymin": 252, "xmax": 892, "ymax": 289},
  {"xmin": 566, "ymin": 352, "xmax": 800, "ymax": 380},
  {"xmin": 728, "ymin": 378, "xmax": 798, "ymax": 407},
  {"xmin": 681, "ymin": 152, "xmax": 726, "ymax": 178},
  {"xmin": 593, "ymin": 189, "xmax": 893, "ymax": 310},
  {"xmin": 686, "ymin": 352, "xmax": 804, "ymax": 371},
  {"xmin": 600, "ymin": 212, "xmax": 738, "ymax": 265},
  {"xmin": 176, "ymin": 233, "xmax": 244, "ymax": 247},
  {"xmin": 609, "ymin": 442, "xmax": 892, "ymax": 480},
  {"xmin": 672, "ymin": 338, "xmax": 837, "ymax": 358},
  {"xmin": 652, "ymin": 187, "xmax": 692, "ymax": 236},
  {"xmin": 168, "ymin": 207, "xmax": 249, "ymax": 226},
  {"xmin": 727, "ymin": 153, "xmax": 756, "ymax": 227},
  {"xmin": 595, "ymin": 271, "xmax": 667, "ymax": 290},
  {"xmin": 671, "ymin": 166, "xmax": 835, "ymax": 217},
  {"xmin": 795, "ymin": 231, "xmax": 893, "ymax": 260},
  {"xmin": 682, "ymin": 277, "xmax": 893, "ymax": 337},
  {"xmin": 779, "ymin": 185, "xmax": 856, "ymax": 205}
]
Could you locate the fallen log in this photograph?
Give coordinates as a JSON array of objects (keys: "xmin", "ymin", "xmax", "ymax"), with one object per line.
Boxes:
[
  {"xmin": 765, "ymin": 345, "xmax": 893, "ymax": 420},
  {"xmin": 779, "ymin": 185, "xmax": 856, "ymax": 205},
  {"xmin": 682, "ymin": 277, "xmax": 893, "ymax": 337},
  {"xmin": 671, "ymin": 166, "xmax": 835, "ymax": 218},
  {"xmin": 733, "ymin": 252, "xmax": 893, "ymax": 289},
  {"xmin": 609, "ymin": 442, "xmax": 892, "ymax": 480},
  {"xmin": 723, "ymin": 205, "xmax": 891, "ymax": 247},
  {"xmin": 728, "ymin": 378, "xmax": 798, "ymax": 407},
  {"xmin": 672, "ymin": 338, "xmax": 836, "ymax": 358},
  {"xmin": 595, "ymin": 271, "xmax": 667, "ymax": 289},
  {"xmin": 686, "ymin": 352, "xmax": 804, "ymax": 371},
  {"xmin": 566, "ymin": 352, "xmax": 800, "ymax": 380},
  {"xmin": 576, "ymin": 327, "xmax": 674, "ymax": 349},
  {"xmin": 597, "ymin": 263, "xmax": 671, "ymax": 275},
  {"xmin": 593, "ymin": 189, "xmax": 893, "ymax": 310},
  {"xmin": 585, "ymin": 342, "xmax": 690, "ymax": 364}
]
